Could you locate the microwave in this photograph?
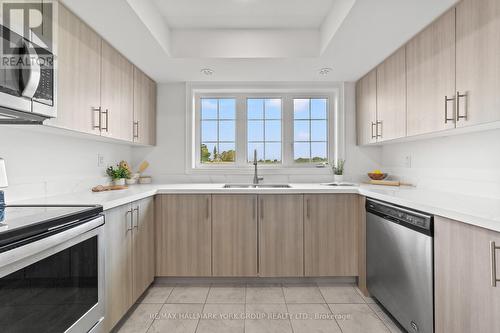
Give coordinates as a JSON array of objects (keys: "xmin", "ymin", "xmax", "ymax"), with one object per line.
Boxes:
[{"xmin": 0, "ymin": 24, "xmax": 56, "ymax": 124}]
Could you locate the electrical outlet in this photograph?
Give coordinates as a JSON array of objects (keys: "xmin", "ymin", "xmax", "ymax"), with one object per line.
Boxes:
[
  {"xmin": 97, "ymin": 154, "xmax": 105, "ymax": 167},
  {"xmin": 405, "ymin": 155, "xmax": 412, "ymax": 168}
]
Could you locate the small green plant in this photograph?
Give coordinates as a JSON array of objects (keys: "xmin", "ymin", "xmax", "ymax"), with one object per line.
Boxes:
[
  {"xmin": 106, "ymin": 163, "xmax": 131, "ymax": 180},
  {"xmin": 332, "ymin": 159, "xmax": 345, "ymax": 175}
]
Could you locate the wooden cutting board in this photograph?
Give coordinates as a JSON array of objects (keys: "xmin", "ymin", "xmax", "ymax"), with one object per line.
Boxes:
[
  {"xmin": 92, "ymin": 185, "xmax": 128, "ymax": 192},
  {"xmin": 367, "ymin": 180, "xmax": 413, "ymax": 187}
]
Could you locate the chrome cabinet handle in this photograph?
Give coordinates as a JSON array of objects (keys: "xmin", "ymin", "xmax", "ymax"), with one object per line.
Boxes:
[
  {"xmin": 456, "ymin": 91, "xmax": 467, "ymax": 122},
  {"xmin": 125, "ymin": 209, "xmax": 133, "ymax": 232},
  {"xmin": 371, "ymin": 122, "xmax": 377, "ymax": 139},
  {"xmin": 133, "ymin": 121, "xmax": 139, "ymax": 140},
  {"xmin": 92, "ymin": 107, "xmax": 102, "ymax": 130},
  {"xmin": 133, "ymin": 206, "xmax": 139, "ymax": 229},
  {"xmin": 101, "ymin": 109, "xmax": 109, "ymax": 132},
  {"xmin": 444, "ymin": 95, "xmax": 455, "ymax": 124},
  {"xmin": 376, "ymin": 121, "xmax": 383, "ymax": 138},
  {"xmin": 491, "ymin": 241, "xmax": 500, "ymax": 287}
]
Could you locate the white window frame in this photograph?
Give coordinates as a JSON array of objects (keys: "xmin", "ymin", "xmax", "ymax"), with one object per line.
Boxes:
[{"xmin": 186, "ymin": 83, "xmax": 344, "ymax": 175}]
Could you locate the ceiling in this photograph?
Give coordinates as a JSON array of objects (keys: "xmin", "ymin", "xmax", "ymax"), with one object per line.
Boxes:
[
  {"xmin": 152, "ymin": 0, "xmax": 336, "ymax": 29},
  {"xmin": 60, "ymin": 0, "xmax": 458, "ymax": 83}
]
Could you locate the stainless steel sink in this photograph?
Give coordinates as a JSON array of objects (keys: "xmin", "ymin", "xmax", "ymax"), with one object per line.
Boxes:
[{"xmin": 223, "ymin": 184, "xmax": 291, "ymax": 189}]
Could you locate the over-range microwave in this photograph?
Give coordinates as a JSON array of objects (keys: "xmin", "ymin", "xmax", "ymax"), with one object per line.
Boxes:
[{"xmin": 0, "ymin": 24, "xmax": 55, "ymax": 124}]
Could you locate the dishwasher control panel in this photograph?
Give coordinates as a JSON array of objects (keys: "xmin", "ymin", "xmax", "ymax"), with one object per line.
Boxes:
[{"xmin": 366, "ymin": 199, "xmax": 433, "ymax": 233}]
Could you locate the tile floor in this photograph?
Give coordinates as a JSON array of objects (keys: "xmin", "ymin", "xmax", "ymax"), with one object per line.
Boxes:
[{"xmin": 115, "ymin": 282, "xmax": 403, "ymax": 333}]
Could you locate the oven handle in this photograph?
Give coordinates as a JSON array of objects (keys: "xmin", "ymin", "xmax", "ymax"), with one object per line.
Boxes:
[
  {"xmin": 0, "ymin": 215, "xmax": 104, "ymax": 277},
  {"xmin": 20, "ymin": 40, "xmax": 41, "ymax": 99}
]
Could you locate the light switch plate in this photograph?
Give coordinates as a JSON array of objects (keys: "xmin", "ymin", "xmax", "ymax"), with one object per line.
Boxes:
[{"xmin": 97, "ymin": 154, "xmax": 105, "ymax": 167}]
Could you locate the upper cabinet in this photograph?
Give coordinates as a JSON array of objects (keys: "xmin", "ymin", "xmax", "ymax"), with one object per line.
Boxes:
[
  {"xmin": 357, "ymin": 0, "xmax": 500, "ymax": 144},
  {"xmin": 100, "ymin": 41, "xmax": 134, "ymax": 142},
  {"xmin": 133, "ymin": 68, "xmax": 157, "ymax": 145},
  {"xmin": 406, "ymin": 9, "xmax": 456, "ymax": 136},
  {"xmin": 49, "ymin": 4, "xmax": 102, "ymax": 135},
  {"xmin": 356, "ymin": 70, "xmax": 378, "ymax": 145},
  {"xmin": 48, "ymin": 4, "xmax": 156, "ymax": 145},
  {"xmin": 376, "ymin": 47, "xmax": 407, "ymax": 141},
  {"xmin": 455, "ymin": 0, "xmax": 500, "ymax": 127}
]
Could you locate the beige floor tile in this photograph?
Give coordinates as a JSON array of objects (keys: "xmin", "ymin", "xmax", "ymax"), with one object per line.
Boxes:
[
  {"xmin": 245, "ymin": 303, "xmax": 292, "ymax": 333},
  {"xmin": 318, "ymin": 284, "xmax": 365, "ymax": 304},
  {"xmin": 329, "ymin": 303, "xmax": 390, "ymax": 333},
  {"xmin": 287, "ymin": 304, "xmax": 342, "ymax": 333},
  {"xmin": 147, "ymin": 304, "xmax": 203, "ymax": 333},
  {"xmin": 206, "ymin": 285, "xmax": 245, "ymax": 304},
  {"xmin": 368, "ymin": 304, "xmax": 404, "ymax": 333},
  {"xmin": 354, "ymin": 287, "xmax": 376, "ymax": 304},
  {"xmin": 117, "ymin": 303, "xmax": 162, "ymax": 333},
  {"xmin": 246, "ymin": 284, "xmax": 285, "ymax": 304},
  {"xmin": 139, "ymin": 285, "xmax": 175, "ymax": 304},
  {"xmin": 282, "ymin": 284, "xmax": 325, "ymax": 303},
  {"xmin": 167, "ymin": 285, "xmax": 210, "ymax": 304},
  {"xmin": 196, "ymin": 304, "xmax": 245, "ymax": 333}
]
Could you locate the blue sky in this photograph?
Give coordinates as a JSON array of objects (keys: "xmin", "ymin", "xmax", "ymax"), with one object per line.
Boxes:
[{"xmin": 201, "ymin": 98, "xmax": 327, "ymax": 162}]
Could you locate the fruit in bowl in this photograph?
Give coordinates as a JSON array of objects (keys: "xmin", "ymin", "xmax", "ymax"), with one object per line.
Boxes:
[{"xmin": 368, "ymin": 170, "xmax": 388, "ymax": 180}]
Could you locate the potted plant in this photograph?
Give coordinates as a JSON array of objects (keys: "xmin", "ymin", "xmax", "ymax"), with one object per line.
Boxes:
[
  {"xmin": 106, "ymin": 161, "xmax": 131, "ymax": 186},
  {"xmin": 332, "ymin": 159, "xmax": 345, "ymax": 183}
]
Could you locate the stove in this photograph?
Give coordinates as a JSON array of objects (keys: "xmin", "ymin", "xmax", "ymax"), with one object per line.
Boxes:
[
  {"xmin": 0, "ymin": 203, "xmax": 105, "ymax": 333},
  {"xmin": 0, "ymin": 205, "xmax": 102, "ymax": 252}
]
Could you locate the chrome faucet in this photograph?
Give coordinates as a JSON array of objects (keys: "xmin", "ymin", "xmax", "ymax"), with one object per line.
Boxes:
[{"xmin": 252, "ymin": 149, "xmax": 264, "ymax": 185}]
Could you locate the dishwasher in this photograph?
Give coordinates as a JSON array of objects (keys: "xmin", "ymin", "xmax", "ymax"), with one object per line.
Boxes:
[{"xmin": 366, "ymin": 198, "xmax": 434, "ymax": 333}]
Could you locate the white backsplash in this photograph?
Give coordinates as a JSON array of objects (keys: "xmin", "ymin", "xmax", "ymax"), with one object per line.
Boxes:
[
  {"xmin": 381, "ymin": 129, "xmax": 500, "ymax": 199},
  {"xmin": 0, "ymin": 126, "xmax": 132, "ymax": 203}
]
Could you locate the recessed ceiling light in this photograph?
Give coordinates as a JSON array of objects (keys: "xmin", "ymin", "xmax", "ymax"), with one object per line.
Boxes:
[
  {"xmin": 201, "ymin": 68, "xmax": 214, "ymax": 76},
  {"xmin": 319, "ymin": 67, "xmax": 333, "ymax": 76}
]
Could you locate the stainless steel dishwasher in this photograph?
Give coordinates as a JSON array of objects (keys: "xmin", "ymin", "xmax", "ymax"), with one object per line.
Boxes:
[{"xmin": 366, "ymin": 198, "xmax": 434, "ymax": 333}]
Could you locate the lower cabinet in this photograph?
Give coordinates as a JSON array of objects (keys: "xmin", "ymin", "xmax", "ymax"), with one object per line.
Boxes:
[
  {"xmin": 104, "ymin": 197, "xmax": 155, "ymax": 332},
  {"xmin": 304, "ymin": 194, "xmax": 359, "ymax": 276},
  {"xmin": 212, "ymin": 195, "xmax": 258, "ymax": 277},
  {"xmin": 434, "ymin": 216, "xmax": 500, "ymax": 333},
  {"xmin": 259, "ymin": 195, "xmax": 304, "ymax": 277},
  {"xmin": 155, "ymin": 195, "xmax": 212, "ymax": 276}
]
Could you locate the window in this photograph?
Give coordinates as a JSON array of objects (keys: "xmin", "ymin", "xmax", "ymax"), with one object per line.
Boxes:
[
  {"xmin": 200, "ymin": 98, "xmax": 236, "ymax": 164},
  {"xmin": 192, "ymin": 88, "xmax": 337, "ymax": 171},
  {"xmin": 293, "ymin": 98, "xmax": 328, "ymax": 163},
  {"xmin": 247, "ymin": 98, "xmax": 282, "ymax": 164}
]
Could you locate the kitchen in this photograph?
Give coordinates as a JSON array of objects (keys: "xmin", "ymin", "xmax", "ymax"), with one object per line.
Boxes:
[{"xmin": 0, "ymin": 0, "xmax": 499, "ymax": 333}]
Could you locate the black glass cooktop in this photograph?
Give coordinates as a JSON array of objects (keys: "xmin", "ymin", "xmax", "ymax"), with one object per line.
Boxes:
[{"xmin": 0, "ymin": 205, "xmax": 103, "ymax": 251}]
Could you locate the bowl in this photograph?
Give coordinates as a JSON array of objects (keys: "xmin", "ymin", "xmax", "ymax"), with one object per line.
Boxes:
[{"xmin": 368, "ymin": 173, "xmax": 388, "ymax": 180}]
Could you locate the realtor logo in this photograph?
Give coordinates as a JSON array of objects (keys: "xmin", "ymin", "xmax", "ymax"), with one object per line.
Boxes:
[{"xmin": 1, "ymin": 0, "xmax": 53, "ymax": 52}]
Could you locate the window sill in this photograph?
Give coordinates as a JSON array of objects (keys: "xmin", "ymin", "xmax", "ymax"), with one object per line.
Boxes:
[{"xmin": 187, "ymin": 165, "xmax": 333, "ymax": 175}]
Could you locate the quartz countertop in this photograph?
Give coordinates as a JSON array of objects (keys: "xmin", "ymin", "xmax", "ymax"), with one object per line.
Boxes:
[{"xmin": 10, "ymin": 183, "xmax": 500, "ymax": 232}]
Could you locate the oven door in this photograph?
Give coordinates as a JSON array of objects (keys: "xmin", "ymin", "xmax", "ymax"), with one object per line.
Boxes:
[{"xmin": 0, "ymin": 216, "xmax": 105, "ymax": 333}]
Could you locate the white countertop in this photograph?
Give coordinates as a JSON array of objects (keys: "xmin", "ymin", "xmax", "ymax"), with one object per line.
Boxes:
[{"xmin": 11, "ymin": 183, "xmax": 500, "ymax": 233}]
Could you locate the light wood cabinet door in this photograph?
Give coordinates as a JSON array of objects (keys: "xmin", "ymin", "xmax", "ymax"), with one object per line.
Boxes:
[
  {"xmin": 435, "ymin": 216, "xmax": 500, "ymax": 333},
  {"xmin": 101, "ymin": 41, "xmax": 134, "ymax": 141},
  {"xmin": 50, "ymin": 4, "xmax": 101, "ymax": 135},
  {"xmin": 259, "ymin": 195, "xmax": 304, "ymax": 277},
  {"xmin": 406, "ymin": 9, "xmax": 456, "ymax": 136},
  {"xmin": 376, "ymin": 47, "xmax": 407, "ymax": 142},
  {"xmin": 132, "ymin": 197, "xmax": 155, "ymax": 301},
  {"xmin": 155, "ymin": 195, "xmax": 212, "ymax": 276},
  {"xmin": 212, "ymin": 195, "xmax": 258, "ymax": 277},
  {"xmin": 356, "ymin": 69, "xmax": 378, "ymax": 145},
  {"xmin": 456, "ymin": 0, "xmax": 500, "ymax": 127},
  {"xmin": 104, "ymin": 204, "xmax": 133, "ymax": 332},
  {"xmin": 304, "ymin": 194, "xmax": 359, "ymax": 276},
  {"xmin": 133, "ymin": 67, "xmax": 157, "ymax": 145}
]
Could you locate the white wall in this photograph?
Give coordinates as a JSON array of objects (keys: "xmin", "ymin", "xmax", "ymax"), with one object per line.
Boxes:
[
  {"xmin": 0, "ymin": 126, "xmax": 132, "ymax": 203},
  {"xmin": 380, "ymin": 129, "xmax": 500, "ymax": 199},
  {"xmin": 132, "ymin": 82, "xmax": 382, "ymax": 184}
]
